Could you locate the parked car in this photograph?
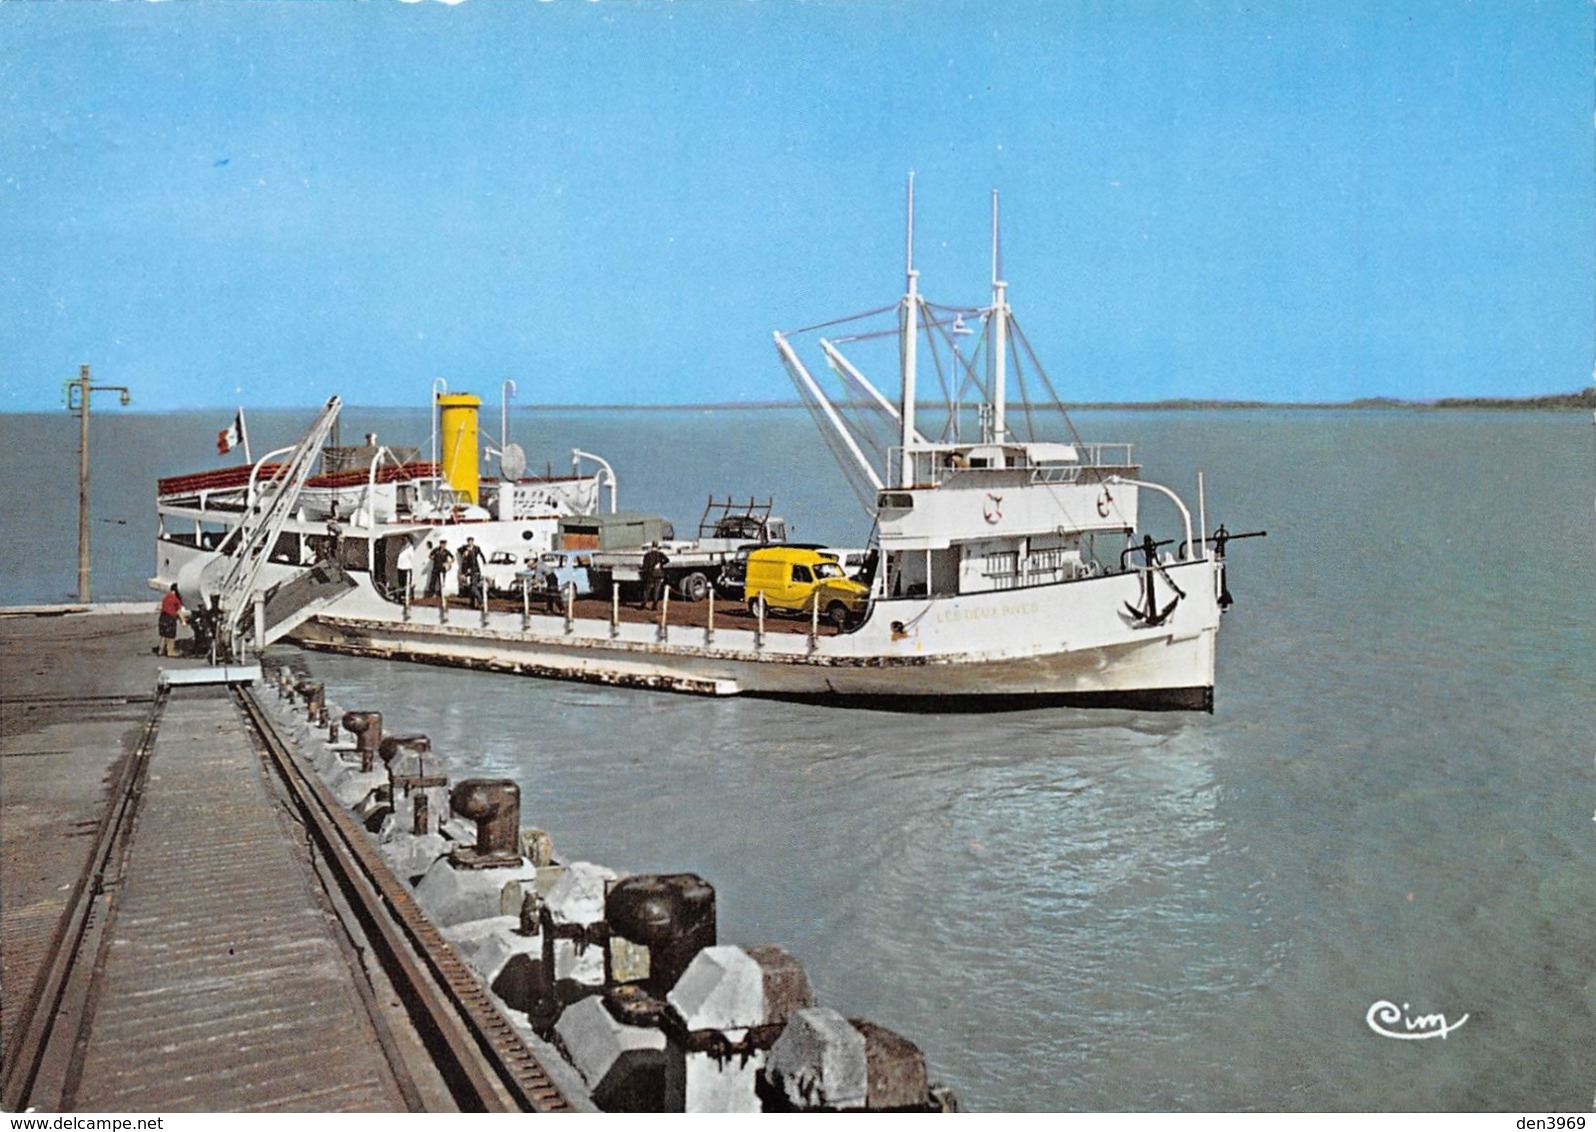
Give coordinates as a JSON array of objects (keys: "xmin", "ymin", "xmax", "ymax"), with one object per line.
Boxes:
[
  {"xmin": 534, "ymin": 550, "xmax": 594, "ymax": 601},
  {"xmin": 744, "ymin": 546, "xmax": 870, "ymax": 629},
  {"xmin": 482, "ymin": 550, "xmax": 531, "ymax": 596}
]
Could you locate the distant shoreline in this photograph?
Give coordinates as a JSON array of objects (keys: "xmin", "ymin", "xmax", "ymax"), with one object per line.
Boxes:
[
  {"xmin": 518, "ymin": 389, "xmax": 1596, "ymax": 413},
  {"xmin": 7, "ymin": 389, "xmax": 1593, "ymax": 415}
]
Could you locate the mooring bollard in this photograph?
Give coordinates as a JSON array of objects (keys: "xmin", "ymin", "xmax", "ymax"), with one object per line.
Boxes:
[
  {"xmin": 605, "ymin": 873, "xmax": 717, "ymax": 997},
  {"xmin": 448, "ymin": 778, "xmax": 522, "ymax": 869},
  {"xmin": 379, "ymin": 732, "xmax": 431, "ymax": 769},
  {"xmin": 342, "ymin": 711, "xmax": 383, "ymax": 772},
  {"xmin": 295, "ymin": 681, "xmax": 325, "ymax": 723},
  {"xmin": 381, "ymin": 734, "xmax": 446, "ymax": 836}
]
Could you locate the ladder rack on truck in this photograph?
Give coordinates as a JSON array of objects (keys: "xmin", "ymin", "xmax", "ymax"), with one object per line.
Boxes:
[{"xmin": 580, "ymin": 496, "xmax": 789, "ymax": 603}]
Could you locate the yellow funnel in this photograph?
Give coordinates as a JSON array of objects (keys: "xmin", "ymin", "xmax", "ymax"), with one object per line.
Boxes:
[{"xmin": 438, "ymin": 392, "xmax": 482, "ymax": 504}]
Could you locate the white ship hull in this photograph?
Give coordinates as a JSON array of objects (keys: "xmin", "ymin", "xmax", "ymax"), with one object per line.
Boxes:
[{"xmin": 280, "ymin": 559, "xmax": 1221, "ymax": 710}]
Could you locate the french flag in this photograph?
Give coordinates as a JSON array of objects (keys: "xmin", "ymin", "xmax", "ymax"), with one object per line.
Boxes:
[{"xmin": 217, "ymin": 409, "xmax": 246, "ymax": 456}]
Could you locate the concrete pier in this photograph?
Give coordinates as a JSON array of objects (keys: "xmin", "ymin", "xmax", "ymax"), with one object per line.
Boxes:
[
  {"xmin": 1, "ymin": 609, "xmax": 158, "ymax": 1074},
  {"xmin": 0, "ymin": 609, "xmax": 449, "ymax": 1111}
]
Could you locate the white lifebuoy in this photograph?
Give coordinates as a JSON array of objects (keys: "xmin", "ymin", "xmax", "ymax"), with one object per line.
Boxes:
[{"xmin": 1096, "ymin": 489, "xmax": 1113, "ymax": 518}]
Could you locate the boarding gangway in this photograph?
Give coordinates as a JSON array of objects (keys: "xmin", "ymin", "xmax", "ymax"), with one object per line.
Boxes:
[{"xmin": 210, "ymin": 396, "xmax": 343, "ymax": 662}]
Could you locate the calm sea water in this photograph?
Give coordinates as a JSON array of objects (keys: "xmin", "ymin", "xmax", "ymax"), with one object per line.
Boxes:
[{"xmin": 3, "ymin": 406, "xmax": 1592, "ymax": 1111}]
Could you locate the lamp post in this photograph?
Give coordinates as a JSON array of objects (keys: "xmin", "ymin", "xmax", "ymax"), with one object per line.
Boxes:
[{"xmin": 64, "ymin": 364, "xmax": 131, "ymax": 603}]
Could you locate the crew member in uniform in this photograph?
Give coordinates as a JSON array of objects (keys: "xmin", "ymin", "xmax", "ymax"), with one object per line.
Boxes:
[
  {"xmin": 641, "ymin": 541, "xmax": 669, "ymax": 610},
  {"xmin": 425, "ymin": 540, "xmax": 454, "ymax": 599},
  {"xmin": 458, "ymin": 537, "xmax": 486, "ymax": 608}
]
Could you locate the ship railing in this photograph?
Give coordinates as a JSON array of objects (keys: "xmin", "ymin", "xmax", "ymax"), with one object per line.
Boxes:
[{"xmin": 889, "ymin": 441, "xmax": 1138, "ymax": 488}]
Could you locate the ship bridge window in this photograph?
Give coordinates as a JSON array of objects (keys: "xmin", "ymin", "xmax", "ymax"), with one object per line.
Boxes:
[{"xmin": 877, "ymin": 491, "xmax": 914, "ymax": 510}]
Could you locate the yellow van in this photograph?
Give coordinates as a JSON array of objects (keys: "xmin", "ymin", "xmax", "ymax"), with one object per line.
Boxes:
[{"xmin": 745, "ymin": 547, "xmax": 870, "ymax": 628}]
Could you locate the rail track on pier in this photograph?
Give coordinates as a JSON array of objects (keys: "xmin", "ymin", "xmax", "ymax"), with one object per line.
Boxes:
[{"xmin": 1, "ymin": 680, "xmax": 579, "ymax": 1113}]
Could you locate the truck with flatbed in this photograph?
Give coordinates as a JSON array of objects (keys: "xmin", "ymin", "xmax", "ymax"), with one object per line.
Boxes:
[{"xmin": 577, "ymin": 497, "xmax": 788, "ymax": 603}]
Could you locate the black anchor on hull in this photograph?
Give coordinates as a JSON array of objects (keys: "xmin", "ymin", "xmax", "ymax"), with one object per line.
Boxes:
[
  {"xmin": 1214, "ymin": 524, "xmax": 1235, "ymax": 609},
  {"xmin": 1125, "ymin": 534, "xmax": 1183, "ymax": 627}
]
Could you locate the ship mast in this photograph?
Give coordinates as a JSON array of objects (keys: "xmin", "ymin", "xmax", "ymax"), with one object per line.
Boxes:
[
  {"xmin": 899, "ymin": 172, "xmax": 920, "ymax": 488},
  {"xmin": 989, "ymin": 190, "xmax": 1009, "ymax": 445}
]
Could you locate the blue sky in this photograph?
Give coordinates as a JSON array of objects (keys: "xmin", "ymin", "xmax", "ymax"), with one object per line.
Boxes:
[{"xmin": 2, "ymin": 0, "xmax": 1590, "ymax": 411}]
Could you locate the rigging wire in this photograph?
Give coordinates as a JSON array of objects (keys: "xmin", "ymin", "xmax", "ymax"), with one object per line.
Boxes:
[
  {"xmin": 1009, "ymin": 315, "xmax": 1087, "ymax": 451},
  {"xmin": 783, "ymin": 303, "xmax": 899, "ymax": 338}
]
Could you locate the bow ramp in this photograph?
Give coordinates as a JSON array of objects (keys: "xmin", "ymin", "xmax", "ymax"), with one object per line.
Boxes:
[{"xmin": 257, "ymin": 559, "xmax": 359, "ymax": 646}]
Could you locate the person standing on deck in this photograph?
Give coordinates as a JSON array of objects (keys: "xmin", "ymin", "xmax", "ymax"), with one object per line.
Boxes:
[
  {"xmin": 458, "ymin": 537, "xmax": 486, "ymax": 608},
  {"xmin": 641, "ymin": 541, "xmax": 669, "ymax": 610},
  {"xmin": 425, "ymin": 540, "xmax": 453, "ymax": 599},
  {"xmin": 396, "ymin": 539, "xmax": 415, "ymax": 600},
  {"xmin": 156, "ymin": 584, "xmax": 185, "ymax": 657}
]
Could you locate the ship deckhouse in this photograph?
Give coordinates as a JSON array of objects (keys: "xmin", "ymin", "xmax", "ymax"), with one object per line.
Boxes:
[{"xmin": 776, "ymin": 178, "xmax": 1171, "ymax": 606}]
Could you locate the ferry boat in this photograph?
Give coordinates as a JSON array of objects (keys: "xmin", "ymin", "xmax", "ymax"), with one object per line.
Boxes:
[{"xmin": 151, "ymin": 187, "xmax": 1255, "ymax": 710}]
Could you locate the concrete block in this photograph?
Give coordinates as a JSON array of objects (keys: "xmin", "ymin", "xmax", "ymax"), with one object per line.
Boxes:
[
  {"xmin": 609, "ymin": 936, "xmax": 650, "ymax": 985},
  {"xmin": 493, "ymin": 951, "xmax": 549, "ymax": 1016},
  {"xmin": 499, "ymin": 879, "xmax": 524, "ymax": 918},
  {"xmin": 664, "ymin": 1046, "xmax": 763, "ymax": 1113},
  {"xmin": 545, "ymin": 861, "xmax": 616, "ymax": 929},
  {"xmin": 412, "ymin": 851, "xmax": 536, "ymax": 925},
  {"xmin": 554, "ymin": 995, "xmax": 666, "ymax": 1112},
  {"xmin": 520, "ymin": 827, "xmax": 555, "ymax": 867},
  {"xmin": 663, "ymin": 945, "xmax": 811, "ymax": 1113},
  {"xmin": 765, "ymin": 1007, "xmax": 867, "ymax": 1110},
  {"xmin": 668, "ymin": 946, "xmax": 765, "ymax": 1033},
  {"xmin": 308, "ymin": 744, "xmax": 344, "ymax": 777},
  {"xmin": 442, "ymin": 915, "xmax": 538, "ymax": 983},
  {"xmin": 853, "ymin": 1019, "xmax": 929, "ymax": 1110},
  {"xmin": 350, "ymin": 784, "xmax": 390, "ymax": 828},
  {"xmin": 381, "ymin": 830, "xmax": 450, "ymax": 885},
  {"xmin": 332, "ymin": 767, "xmax": 388, "ymax": 809},
  {"xmin": 543, "ymin": 862, "xmax": 618, "ymax": 989},
  {"xmin": 442, "ymin": 914, "xmax": 548, "ymax": 1015},
  {"xmin": 745, "ymin": 944, "xmax": 811, "ymax": 1028},
  {"xmin": 668, "ymin": 944, "xmax": 809, "ymax": 1033}
]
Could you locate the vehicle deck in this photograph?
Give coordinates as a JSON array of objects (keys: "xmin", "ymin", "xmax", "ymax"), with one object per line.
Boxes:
[{"xmin": 427, "ymin": 591, "xmax": 853, "ymax": 635}]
